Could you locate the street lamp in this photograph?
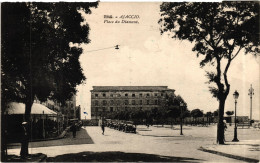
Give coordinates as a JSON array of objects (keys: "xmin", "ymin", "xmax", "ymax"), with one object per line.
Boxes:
[
  {"xmin": 180, "ymin": 102, "xmax": 184, "ymax": 135},
  {"xmin": 232, "ymin": 90, "xmax": 239, "ymax": 142},
  {"xmin": 248, "ymin": 84, "xmax": 254, "ymax": 125}
]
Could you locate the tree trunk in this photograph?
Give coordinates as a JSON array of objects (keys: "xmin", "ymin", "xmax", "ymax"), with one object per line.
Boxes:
[
  {"xmin": 20, "ymin": 101, "xmax": 33, "ymax": 158},
  {"xmin": 217, "ymin": 98, "xmax": 226, "ymax": 144}
]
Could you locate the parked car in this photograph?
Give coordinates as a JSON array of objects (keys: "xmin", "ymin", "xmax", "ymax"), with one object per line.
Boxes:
[
  {"xmin": 118, "ymin": 122, "xmax": 125, "ymax": 131},
  {"xmin": 123, "ymin": 121, "xmax": 136, "ymax": 133}
]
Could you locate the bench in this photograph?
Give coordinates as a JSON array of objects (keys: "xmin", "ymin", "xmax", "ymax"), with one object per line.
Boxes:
[{"xmin": 237, "ymin": 122, "xmax": 250, "ymax": 128}]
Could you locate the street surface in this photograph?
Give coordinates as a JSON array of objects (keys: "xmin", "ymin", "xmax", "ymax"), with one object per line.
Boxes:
[{"xmin": 7, "ymin": 124, "xmax": 260, "ymax": 162}]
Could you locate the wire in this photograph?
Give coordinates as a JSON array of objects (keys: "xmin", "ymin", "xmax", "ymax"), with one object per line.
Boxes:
[{"xmin": 85, "ymin": 45, "xmax": 119, "ymax": 53}]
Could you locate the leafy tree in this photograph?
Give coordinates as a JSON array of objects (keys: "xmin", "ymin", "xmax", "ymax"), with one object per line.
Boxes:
[
  {"xmin": 213, "ymin": 109, "xmax": 219, "ymax": 117},
  {"xmin": 206, "ymin": 111, "xmax": 213, "ymax": 125},
  {"xmin": 225, "ymin": 111, "xmax": 234, "ymax": 116},
  {"xmin": 226, "ymin": 110, "xmax": 234, "ymax": 125},
  {"xmin": 1, "ymin": 2, "xmax": 98, "ymax": 158},
  {"xmin": 130, "ymin": 109, "xmax": 145, "ymax": 126},
  {"xmin": 167, "ymin": 95, "xmax": 188, "ymax": 119},
  {"xmin": 191, "ymin": 109, "xmax": 203, "ymax": 124},
  {"xmin": 159, "ymin": 2, "xmax": 259, "ymax": 144}
]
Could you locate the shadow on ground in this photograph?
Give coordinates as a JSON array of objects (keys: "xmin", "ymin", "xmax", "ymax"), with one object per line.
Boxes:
[
  {"xmin": 46, "ymin": 151, "xmax": 203, "ymax": 162},
  {"xmin": 7, "ymin": 129, "xmax": 94, "ymax": 149}
]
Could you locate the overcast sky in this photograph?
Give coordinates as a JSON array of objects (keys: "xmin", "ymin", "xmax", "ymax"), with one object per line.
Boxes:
[{"xmin": 77, "ymin": 2, "xmax": 259, "ymax": 120}]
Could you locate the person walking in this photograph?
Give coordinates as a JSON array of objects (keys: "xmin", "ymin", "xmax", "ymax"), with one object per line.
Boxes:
[
  {"xmin": 71, "ymin": 122, "xmax": 77, "ymax": 138},
  {"xmin": 101, "ymin": 118, "xmax": 105, "ymax": 135}
]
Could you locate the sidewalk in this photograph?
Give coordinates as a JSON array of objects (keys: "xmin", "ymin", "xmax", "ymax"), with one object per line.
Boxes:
[{"xmin": 199, "ymin": 140, "xmax": 260, "ymax": 162}]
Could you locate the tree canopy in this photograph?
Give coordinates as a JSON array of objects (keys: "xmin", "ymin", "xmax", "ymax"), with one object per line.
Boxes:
[
  {"xmin": 1, "ymin": 2, "xmax": 98, "ymax": 110},
  {"xmin": 226, "ymin": 111, "xmax": 234, "ymax": 116},
  {"xmin": 159, "ymin": 2, "xmax": 259, "ymax": 99},
  {"xmin": 159, "ymin": 2, "xmax": 259, "ymax": 144},
  {"xmin": 1, "ymin": 2, "xmax": 98, "ymax": 157},
  {"xmin": 191, "ymin": 109, "xmax": 203, "ymax": 118}
]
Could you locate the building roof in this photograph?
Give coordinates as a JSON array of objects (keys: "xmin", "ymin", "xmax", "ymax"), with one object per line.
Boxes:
[
  {"xmin": 91, "ymin": 86, "xmax": 175, "ymax": 92},
  {"xmin": 5, "ymin": 102, "xmax": 57, "ymax": 115}
]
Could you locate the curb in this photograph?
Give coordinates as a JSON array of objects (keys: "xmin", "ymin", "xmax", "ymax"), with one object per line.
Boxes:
[{"xmin": 198, "ymin": 147, "xmax": 259, "ymax": 162}]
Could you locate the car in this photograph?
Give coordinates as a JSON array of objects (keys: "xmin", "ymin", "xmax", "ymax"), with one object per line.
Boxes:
[
  {"xmin": 123, "ymin": 121, "xmax": 136, "ymax": 133},
  {"xmin": 118, "ymin": 123, "xmax": 125, "ymax": 131}
]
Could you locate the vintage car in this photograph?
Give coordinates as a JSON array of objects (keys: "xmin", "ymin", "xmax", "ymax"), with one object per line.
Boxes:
[
  {"xmin": 117, "ymin": 122, "xmax": 125, "ymax": 131},
  {"xmin": 123, "ymin": 121, "xmax": 136, "ymax": 133}
]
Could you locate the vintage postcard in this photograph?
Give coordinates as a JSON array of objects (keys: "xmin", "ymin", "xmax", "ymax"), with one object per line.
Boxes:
[{"xmin": 1, "ymin": 2, "xmax": 259, "ymax": 162}]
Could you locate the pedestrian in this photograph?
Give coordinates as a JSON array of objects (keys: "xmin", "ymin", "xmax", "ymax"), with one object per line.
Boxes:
[
  {"xmin": 71, "ymin": 122, "xmax": 77, "ymax": 138},
  {"xmin": 101, "ymin": 119, "xmax": 105, "ymax": 135},
  {"xmin": 223, "ymin": 120, "xmax": 227, "ymax": 141}
]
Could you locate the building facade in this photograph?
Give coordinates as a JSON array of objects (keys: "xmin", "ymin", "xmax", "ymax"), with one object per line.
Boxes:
[{"xmin": 90, "ymin": 86, "xmax": 175, "ymax": 121}]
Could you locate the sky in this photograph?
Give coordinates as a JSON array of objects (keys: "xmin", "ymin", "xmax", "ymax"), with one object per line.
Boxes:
[{"xmin": 77, "ymin": 2, "xmax": 259, "ymax": 121}]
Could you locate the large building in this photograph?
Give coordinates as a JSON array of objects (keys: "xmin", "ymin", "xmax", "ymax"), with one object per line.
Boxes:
[{"xmin": 90, "ymin": 86, "xmax": 175, "ymax": 121}]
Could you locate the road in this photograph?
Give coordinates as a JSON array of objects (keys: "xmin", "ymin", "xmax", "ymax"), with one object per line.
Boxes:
[{"xmin": 8, "ymin": 124, "xmax": 258, "ymax": 162}]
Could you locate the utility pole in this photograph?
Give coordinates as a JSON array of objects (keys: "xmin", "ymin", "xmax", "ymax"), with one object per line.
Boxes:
[{"xmin": 248, "ymin": 84, "xmax": 254, "ymax": 125}]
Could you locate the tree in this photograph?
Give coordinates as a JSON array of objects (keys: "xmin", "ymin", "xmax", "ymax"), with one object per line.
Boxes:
[
  {"xmin": 206, "ymin": 111, "xmax": 213, "ymax": 125},
  {"xmin": 130, "ymin": 109, "xmax": 145, "ymax": 126},
  {"xmin": 225, "ymin": 111, "xmax": 234, "ymax": 116},
  {"xmin": 226, "ymin": 110, "xmax": 234, "ymax": 125},
  {"xmin": 213, "ymin": 109, "xmax": 219, "ymax": 117},
  {"xmin": 1, "ymin": 2, "xmax": 98, "ymax": 158},
  {"xmin": 191, "ymin": 109, "xmax": 204, "ymax": 124},
  {"xmin": 159, "ymin": 2, "xmax": 259, "ymax": 144}
]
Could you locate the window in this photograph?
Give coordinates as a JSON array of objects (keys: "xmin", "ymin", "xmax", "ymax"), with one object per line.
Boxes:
[
  {"xmin": 132, "ymin": 100, "xmax": 136, "ymax": 105},
  {"xmin": 155, "ymin": 100, "xmax": 158, "ymax": 105},
  {"xmin": 95, "ymin": 94, "xmax": 98, "ymax": 97},
  {"xmin": 124, "ymin": 100, "xmax": 128, "ymax": 105},
  {"xmin": 95, "ymin": 100, "xmax": 99, "ymax": 106},
  {"xmin": 161, "ymin": 93, "xmax": 164, "ymax": 96},
  {"xmin": 139, "ymin": 100, "xmax": 142, "ymax": 105},
  {"xmin": 155, "ymin": 93, "xmax": 157, "ymax": 97},
  {"xmin": 110, "ymin": 100, "xmax": 114, "ymax": 105},
  {"xmin": 110, "ymin": 94, "xmax": 113, "ymax": 97},
  {"xmin": 102, "ymin": 100, "xmax": 107, "ymax": 106},
  {"xmin": 125, "ymin": 93, "xmax": 128, "ymax": 97},
  {"xmin": 132, "ymin": 94, "xmax": 135, "ymax": 97},
  {"xmin": 146, "ymin": 93, "xmax": 150, "ymax": 97},
  {"xmin": 139, "ymin": 93, "xmax": 143, "ymax": 97},
  {"xmin": 103, "ymin": 93, "xmax": 106, "ymax": 97},
  {"xmin": 147, "ymin": 100, "xmax": 150, "ymax": 105},
  {"xmin": 110, "ymin": 107, "xmax": 113, "ymax": 112},
  {"xmin": 117, "ymin": 100, "xmax": 120, "ymax": 105}
]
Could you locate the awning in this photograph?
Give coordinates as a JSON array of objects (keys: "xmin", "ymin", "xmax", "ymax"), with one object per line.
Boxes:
[{"xmin": 6, "ymin": 102, "xmax": 57, "ymax": 115}]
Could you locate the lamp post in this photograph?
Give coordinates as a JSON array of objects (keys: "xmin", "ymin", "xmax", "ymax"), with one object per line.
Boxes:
[
  {"xmin": 180, "ymin": 102, "xmax": 184, "ymax": 135},
  {"xmin": 248, "ymin": 84, "xmax": 254, "ymax": 125},
  {"xmin": 232, "ymin": 90, "xmax": 239, "ymax": 142}
]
